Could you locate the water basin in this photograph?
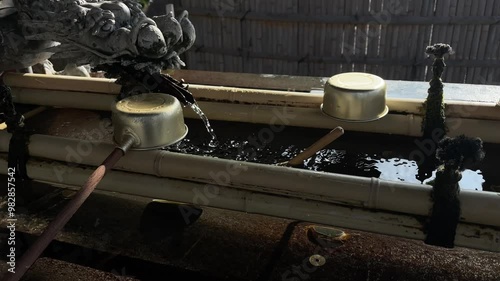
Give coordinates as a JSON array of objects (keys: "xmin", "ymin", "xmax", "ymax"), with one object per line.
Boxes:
[{"xmin": 166, "ymin": 119, "xmax": 499, "ymax": 192}]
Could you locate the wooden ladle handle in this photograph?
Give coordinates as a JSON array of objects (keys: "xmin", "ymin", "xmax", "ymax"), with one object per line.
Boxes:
[{"xmin": 286, "ymin": 126, "xmax": 344, "ymax": 166}]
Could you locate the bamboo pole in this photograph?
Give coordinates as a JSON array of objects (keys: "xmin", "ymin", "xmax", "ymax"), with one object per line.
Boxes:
[
  {"xmin": 0, "ymin": 155, "xmax": 498, "ymax": 253},
  {"xmin": 5, "ymin": 74, "xmax": 500, "ymax": 121},
  {"xmin": 0, "ymin": 131, "xmax": 499, "ymax": 228},
  {"xmin": 6, "ymin": 86, "xmax": 500, "ymax": 142}
]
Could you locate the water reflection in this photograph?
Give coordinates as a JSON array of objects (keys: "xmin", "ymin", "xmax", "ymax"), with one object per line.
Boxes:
[{"xmin": 371, "ymin": 157, "xmax": 484, "ymax": 191}]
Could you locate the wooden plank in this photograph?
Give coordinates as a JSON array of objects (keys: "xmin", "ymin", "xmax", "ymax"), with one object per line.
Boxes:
[
  {"xmin": 242, "ymin": 0, "xmax": 260, "ymax": 74},
  {"xmin": 458, "ymin": 0, "xmax": 475, "ymax": 83},
  {"xmin": 354, "ymin": 0, "xmax": 371, "ymax": 73},
  {"xmin": 365, "ymin": 0, "xmax": 383, "ymax": 76},
  {"xmin": 462, "ymin": 0, "xmax": 480, "ymax": 83},
  {"xmin": 300, "ymin": 0, "xmax": 342, "ymax": 77},
  {"xmin": 488, "ymin": 0, "xmax": 500, "ymax": 84},
  {"xmin": 405, "ymin": 0, "xmax": 422, "ymax": 81},
  {"xmin": 442, "ymin": 0, "xmax": 457, "ymax": 82},
  {"xmin": 449, "ymin": 0, "xmax": 462, "ymax": 82},
  {"xmin": 341, "ymin": 0, "xmax": 356, "ymax": 73},
  {"xmin": 415, "ymin": 0, "xmax": 434, "ymax": 82},
  {"xmin": 467, "ymin": 0, "xmax": 489, "ymax": 84},
  {"xmin": 392, "ymin": 0, "xmax": 411, "ymax": 80},
  {"xmin": 472, "ymin": 0, "xmax": 495, "ymax": 84},
  {"xmin": 296, "ymin": 0, "xmax": 307, "ymax": 76},
  {"xmin": 331, "ymin": 0, "xmax": 345, "ymax": 75},
  {"xmin": 449, "ymin": 0, "xmax": 467, "ymax": 83},
  {"xmin": 220, "ymin": 0, "xmax": 243, "ymax": 72},
  {"xmin": 378, "ymin": 0, "xmax": 394, "ymax": 79},
  {"xmin": 446, "ymin": 0, "xmax": 460, "ymax": 83},
  {"xmin": 311, "ymin": 0, "xmax": 324, "ymax": 76},
  {"xmin": 165, "ymin": 70, "xmax": 327, "ymax": 93},
  {"xmin": 427, "ymin": 0, "xmax": 447, "ymax": 82},
  {"xmin": 443, "ymin": 0, "xmax": 456, "ymax": 83},
  {"xmin": 297, "ymin": 0, "xmax": 311, "ymax": 76}
]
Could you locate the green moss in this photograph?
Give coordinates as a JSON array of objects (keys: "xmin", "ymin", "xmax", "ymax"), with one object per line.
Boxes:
[{"xmin": 421, "ymin": 44, "xmax": 452, "ymax": 141}]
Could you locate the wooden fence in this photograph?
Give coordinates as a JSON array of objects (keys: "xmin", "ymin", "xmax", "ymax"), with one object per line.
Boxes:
[{"xmin": 147, "ymin": 0, "xmax": 500, "ymax": 85}]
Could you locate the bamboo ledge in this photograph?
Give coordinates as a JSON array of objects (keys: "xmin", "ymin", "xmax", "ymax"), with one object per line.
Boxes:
[
  {"xmin": 4, "ymin": 72, "xmax": 500, "ymax": 120},
  {"xmin": 3, "ymin": 73, "xmax": 500, "ymax": 143}
]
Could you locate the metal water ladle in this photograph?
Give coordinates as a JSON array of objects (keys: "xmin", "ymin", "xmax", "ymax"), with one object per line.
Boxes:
[{"xmin": 3, "ymin": 93, "xmax": 188, "ymax": 281}]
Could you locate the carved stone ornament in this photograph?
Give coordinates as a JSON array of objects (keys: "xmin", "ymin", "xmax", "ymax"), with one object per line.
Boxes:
[{"xmin": 0, "ymin": 0, "xmax": 196, "ymax": 73}]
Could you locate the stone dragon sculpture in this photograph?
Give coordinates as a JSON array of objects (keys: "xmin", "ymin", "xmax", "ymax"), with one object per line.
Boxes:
[{"xmin": 1, "ymin": 0, "xmax": 196, "ymax": 103}]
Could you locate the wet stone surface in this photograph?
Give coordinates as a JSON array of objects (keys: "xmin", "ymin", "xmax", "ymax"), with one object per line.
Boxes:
[{"xmin": 270, "ymin": 222, "xmax": 500, "ymax": 281}]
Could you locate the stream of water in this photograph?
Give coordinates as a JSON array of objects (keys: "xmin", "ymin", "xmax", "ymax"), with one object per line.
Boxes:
[{"xmin": 188, "ymin": 102, "xmax": 219, "ymax": 147}]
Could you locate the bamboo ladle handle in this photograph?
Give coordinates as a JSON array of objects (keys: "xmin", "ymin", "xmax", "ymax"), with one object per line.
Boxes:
[
  {"xmin": 279, "ymin": 126, "xmax": 344, "ymax": 167},
  {"xmin": 2, "ymin": 135, "xmax": 137, "ymax": 281}
]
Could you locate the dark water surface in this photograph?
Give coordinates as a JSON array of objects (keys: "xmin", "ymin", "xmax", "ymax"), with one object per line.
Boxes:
[{"xmin": 165, "ymin": 119, "xmax": 499, "ymax": 192}]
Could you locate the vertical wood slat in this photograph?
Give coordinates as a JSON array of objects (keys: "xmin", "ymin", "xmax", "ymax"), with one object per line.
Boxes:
[
  {"xmin": 394, "ymin": 0, "xmax": 407, "ymax": 80},
  {"xmin": 414, "ymin": 0, "xmax": 434, "ymax": 82},
  {"xmin": 394, "ymin": 0, "xmax": 411, "ymax": 81},
  {"xmin": 327, "ymin": 0, "xmax": 344, "ymax": 76},
  {"xmin": 469, "ymin": 0, "xmax": 492, "ymax": 84},
  {"xmin": 388, "ymin": 1, "xmax": 402, "ymax": 80},
  {"xmin": 447, "ymin": 0, "xmax": 461, "ymax": 83},
  {"xmin": 366, "ymin": 0, "xmax": 383, "ymax": 77},
  {"xmin": 489, "ymin": 0, "xmax": 500, "ymax": 84},
  {"xmin": 472, "ymin": 0, "xmax": 494, "ymax": 85},
  {"xmin": 431, "ymin": 0, "xmax": 455, "ymax": 83},
  {"xmin": 447, "ymin": 0, "xmax": 465, "ymax": 83},
  {"xmin": 444, "ymin": 0, "xmax": 457, "ymax": 82},
  {"xmin": 358, "ymin": 0, "xmax": 371, "ymax": 73},
  {"xmin": 377, "ymin": 0, "xmax": 391, "ymax": 79},
  {"xmin": 157, "ymin": 0, "xmax": 498, "ymax": 85},
  {"xmin": 406, "ymin": 0, "xmax": 422, "ymax": 81},
  {"xmin": 462, "ymin": 0, "xmax": 481, "ymax": 83},
  {"xmin": 340, "ymin": 0, "xmax": 354, "ymax": 73},
  {"xmin": 445, "ymin": 0, "xmax": 472, "ymax": 83},
  {"xmin": 218, "ymin": 0, "xmax": 244, "ymax": 72}
]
